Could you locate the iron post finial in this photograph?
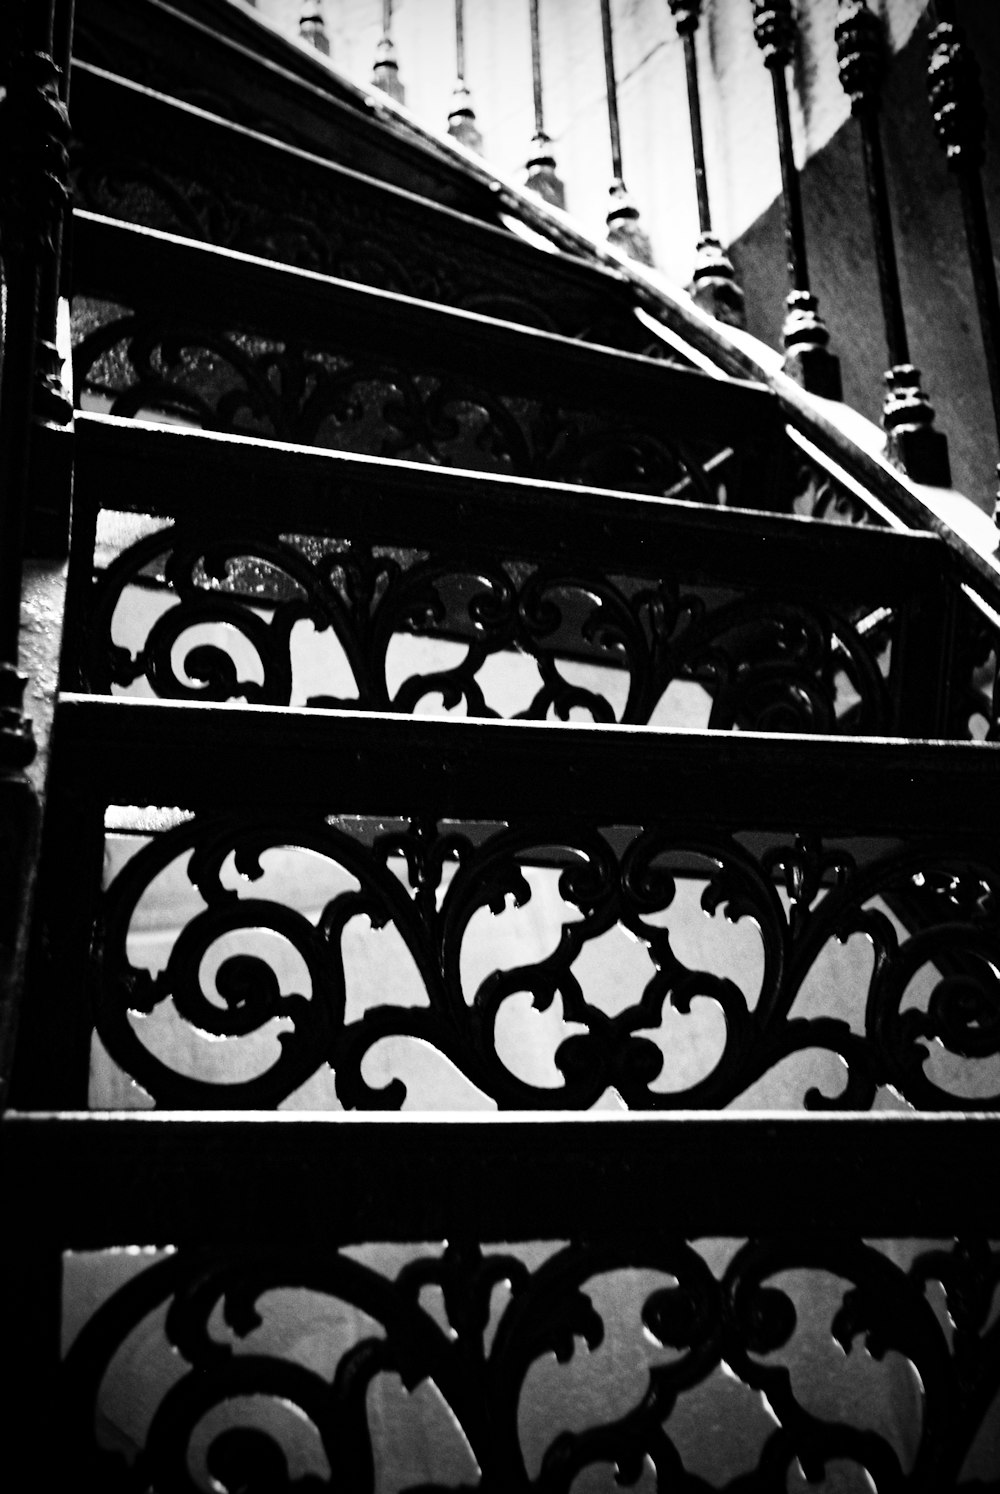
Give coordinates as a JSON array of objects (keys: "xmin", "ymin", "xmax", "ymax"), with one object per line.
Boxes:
[
  {"xmin": 298, "ymin": 1, "xmax": 330, "ymax": 57},
  {"xmin": 372, "ymin": 34, "xmax": 405, "ymax": 103},
  {"xmin": 448, "ymin": 81, "xmax": 483, "ymax": 154},
  {"xmin": 751, "ymin": 0, "xmax": 796, "ymax": 69},
  {"xmin": 835, "ymin": 0, "xmax": 885, "ymax": 116},
  {"xmin": 690, "ymin": 234, "xmax": 746, "ymax": 328},
  {"xmin": 606, "ymin": 179, "xmax": 654, "ymax": 266},
  {"xmin": 883, "ymin": 365, "xmax": 951, "ymax": 486},
  {"xmin": 525, "ymin": 132, "xmax": 566, "ymax": 209},
  {"xmin": 667, "ymin": 0, "xmax": 702, "ymax": 38},
  {"xmin": 927, "ymin": 21, "xmax": 986, "ymax": 171},
  {"xmin": 782, "ymin": 291, "xmax": 843, "ymax": 399}
]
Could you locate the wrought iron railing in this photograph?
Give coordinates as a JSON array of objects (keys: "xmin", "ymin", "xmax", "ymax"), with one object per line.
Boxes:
[{"xmin": 3, "ymin": 0, "xmax": 1000, "ymax": 1485}]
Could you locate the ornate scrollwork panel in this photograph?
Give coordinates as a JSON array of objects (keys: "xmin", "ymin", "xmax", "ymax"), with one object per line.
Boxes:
[
  {"xmin": 60, "ymin": 1234, "xmax": 1000, "ymax": 1491},
  {"xmin": 77, "ymin": 525, "xmax": 892, "ymax": 733},
  {"xmin": 92, "ymin": 817, "xmax": 1000, "ymax": 1112},
  {"xmin": 70, "ymin": 301, "xmax": 719, "ymax": 498}
]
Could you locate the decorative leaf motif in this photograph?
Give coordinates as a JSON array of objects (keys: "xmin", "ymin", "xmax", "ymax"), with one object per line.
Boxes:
[
  {"xmin": 60, "ymin": 1235, "xmax": 997, "ymax": 1489},
  {"xmin": 79, "ymin": 512, "xmax": 896, "ymax": 734},
  {"xmin": 93, "ymin": 813, "xmax": 1000, "ymax": 1111}
]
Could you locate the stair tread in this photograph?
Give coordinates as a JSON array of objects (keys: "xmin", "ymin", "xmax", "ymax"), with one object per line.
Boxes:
[
  {"xmin": 5, "ymin": 1110, "xmax": 998, "ymax": 1243},
  {"xmin": 53, "ymin": 693, "xmax": 1000, "ymax": 829},
  {"xmin": 70, "ymin": 62, "xmax": 643, "ymax": 344},
  {"xmin": 73, "ymin": 411, "xmax": 942, "ymax": 584}
]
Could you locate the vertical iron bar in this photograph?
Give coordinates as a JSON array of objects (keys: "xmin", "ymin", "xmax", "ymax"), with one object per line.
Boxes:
[
  {"xmin": 530, "ymin": 0, "xmax": 545, "ymax": 138},
  {"xmin": 751, "ymin": 0, "xmax": 842, "ymax": 397},
  {"xmin": 836, "ymin": 0, "xmax": 950, "ymax": 484},
  {"xmin": 372, "ymin": 0, "xmax": 404, "ymax": 102},
  {"xmin": 668, "ymin": 0, "xmax": 744, "ymax": 326},
  {"xmin": 681, "ymin": 28, "xmax": 709, "ymax": 230},
  {"xmin": 861, "ymin": 126, "xmax": 908, "ymax": 368},
  {"xmin": 448, "ymin": 0, "xmax": 483, "ymax": 152},
  {"xmin": 298, "ymin": 1, "xmax": 330, "ymax": 57},
  {"xmin": 525, "ymin": 0, "xmax": 565, "ymax": 207},
  {"xmin": 926, "ymin": 3, "xmax": 1000, "ymax": 518},
  {"xmin": 600, "ymin": 0, "xmax": 653, "ymax": 264},
  {"xmin": 770, "ymin": 69, "xmax": 808, "ymax": 290},
  {"xmin": 600, "ymin": 0, "xmax": 624, "ymax": 182},
  {"xmin": 455, "ymin": 0, "xmax": 466, "ymax": 80}
]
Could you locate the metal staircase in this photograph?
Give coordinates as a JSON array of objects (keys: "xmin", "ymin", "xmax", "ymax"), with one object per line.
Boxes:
[{"xmin": 2, "ymin": 0, "xmax": 999, "ymax": 1487}]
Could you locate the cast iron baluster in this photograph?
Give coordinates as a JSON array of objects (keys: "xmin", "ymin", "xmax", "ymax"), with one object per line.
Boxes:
[
  {"xmin": 926, "ymin": 2, "xmax": 1000, "ymax": 519},
  {"xmin": 298, "ymin": 1, "xmax": 330, "ymax": 58},
  {"xmin": 751, "ymin": 0, "xmax": 842, "ymax": 397},
  {"xmin": 668, "ymin": 0, "xmax": 744, "ymax": 326},
  {"xmin": 448, "ymin": 0, "xmax": 483, "ymax": 153},
  {"xmin": 601, "ymin": 0, "xmax": 653, "ymax": 263},
  {"xmin": 371, "ymin": 0, "xmax": 404, "ymax": 103},
  {"xmin": 525, "ymin": 0, "xmax": 565, "ymax": 208},
  {"xmin": 836, "ymin": 0, "xmax": 950, "ymax": 485},
  {"xmin": 0, "ymin": 0, "xmax": 71, "ymax": 1098}
]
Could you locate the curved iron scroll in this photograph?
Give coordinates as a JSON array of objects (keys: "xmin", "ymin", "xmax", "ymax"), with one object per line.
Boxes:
[
  {"xmin": 60, "ymin": 1234, "xmax": 1000, "ymax": 1491},
  {"xmin": 79, "ymin": 526, "xmax": 891, "ymax": 732},
  {"xmin": 94, "ymin": 817, "xmax": 1000, "ymax": 1111}
]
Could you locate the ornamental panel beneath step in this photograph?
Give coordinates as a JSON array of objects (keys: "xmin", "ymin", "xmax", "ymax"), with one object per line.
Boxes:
[
  {"xmin": 59, "ymin": 1234, "xmax": 1000, "ymax": 1492},
  {"xmin": 76, "ymin": 526, "xmax": 894, "ymax": 733},
  {"xmin": 90, "ymin": 814, "xmax": 1000, "ymax": 1113}
]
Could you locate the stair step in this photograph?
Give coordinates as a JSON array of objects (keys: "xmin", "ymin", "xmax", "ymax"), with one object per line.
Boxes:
[
  {"xmin": 68, "ymin": 414, "xmax": 951, "ymax": 734},
  {"xmin": 4, "ymin": 1110, "xmax": 997, "ymax": 1243},
  {"xmin": 73, "ymin": 0, "xmax": 500, "ymax": 216},
  {"xmin": 71, "ymin": 212, "xmax": 783, "ymax": 501},
  {"xmin": 70, "ymin": 63, "xmax": 651, "ymax": 349},
  {"xmin": 69, "ymin": 412, "xmax": 931, "ymax": 571},
  {"xmin": 14, "ymin": 695, "xmax": 995, "ymax": 1111},
  {"xmin": 50, "ymin": 694, "xmax": 1000, "ymax": 825}
]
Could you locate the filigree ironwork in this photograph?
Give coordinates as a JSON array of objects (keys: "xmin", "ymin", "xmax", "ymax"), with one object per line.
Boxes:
[
  {"xmin": 59, "ymin": 1233, "xmax": 1000, "ymax": 1490},
  {"xmin": 71, "ymin": 306, "xmax": 713, "ymax": 496},
  {"xmin": 76, "ymin": 526, "xmax": 891, "ymax": 732},
  {"xmin": 93, "ymin": 817, "xmax": 1000, "ymax": 1111}
]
